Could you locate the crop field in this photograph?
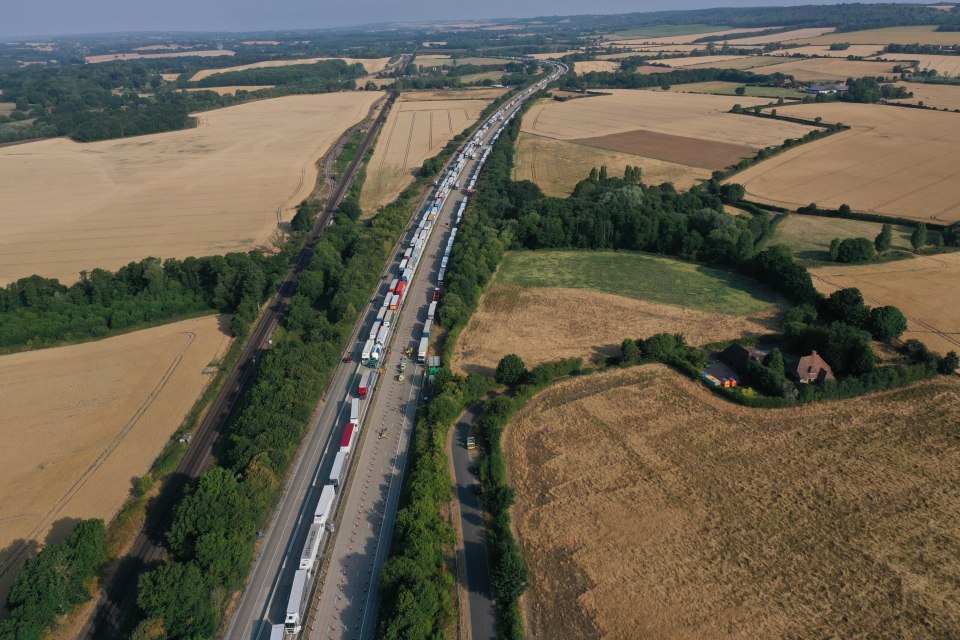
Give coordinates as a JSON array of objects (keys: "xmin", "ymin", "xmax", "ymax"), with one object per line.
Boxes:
[
  {"xmin": 871, "ymin": 53, "xmax": 960, "ymax": 77},
  {"xmin": 450, "ymin": 250, "xmax": 779, "ymax": 375},
  {"xmin": 513, "ymin": 132, "xmax": 710, "ymax": 196},
  {"xmin": 722, "ymin": 26, "xmax": 836, "ymax": 45},
  {"xmin": 189, "ymin": 56, "xmax": 390, "ymax": 81},
  {"xmin": 412, "ymin": 55, "xmax": 513, "ymax": 68},
  {"xmin": 520, "ymin": 90, "xmax": 813, "ymax": 170},
  {"xmin": 85, "ymin": 50, "xmax": 234, "ymax": 63},
  {"xmin": 0, "ymin": 92, "xmax": 379, "ymax": 284},
  {"xmin": 732, "ymin": 102, "xmax": 960, "ymax": 224},
  {"xmin": 0, "ymin": 102, "xmax": 14, "ymax": 116},
  {"xmin": 798, "ymin": 25, "xmax": 960, "ymax": 46},
  {"xmin": 754, "ymin": 57, "xmax": 898, "ymax": 81},
  {"xmin": 661, "ymin": 81, "xmax": 803, "ymax": 98},
  {"xmin": 0, "ymin": 315, "xmax": 230, "ymax": 602},
  {"xmin": 457, "ymin": 71, "xmax": 506, "ymax": 84},
  {"xmin": 889, "ymin": 81, "xmax": 960, "ymax": 110},
  {"xmin": 505, "ymin": 365, "xmax": 960, "ymax": 639},
  {"xmin": 183, "ymin": 85, "xmax": 275, "ymax": 95},
  {"xmin": 768, "ymin": 44, "xmax": 885, "ymax": 58},
  {"xmin": 655, "ymin": 54, "xmax": 752, "ymax": 68},
  {"xmin": 811, "ymin": 252, "xmax": 960, "ymax": 355},
  {"xmin": 610, "ymin": 27, "xmax": 769, "ymax": 45},
  {"xmin": 609, "ymin": 24, "xmax": 732, "ymax": 39},
  {"xmin": 359, "ymin": 91, "xmax": 498, "ymax": 215},
  {"xmin": 770, "ymin": 213, "xmax": 918, "ymax": 261},
  {"xmin": 529, "ymin": 50, "xmax": 582, "ymax": 60},
  {"xmin": 573, "ymin": 60, "xmax": 620, "ymax": 74}
]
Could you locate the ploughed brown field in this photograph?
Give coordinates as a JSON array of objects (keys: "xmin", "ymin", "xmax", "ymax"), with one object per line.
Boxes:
[
  {"xmin": 189, "ymin": 56, "xmax": 390, "ymax": 81},
  {"xmin": 515, "ymin": 90, "xmax": 813, "ymax": 196},
  {"xmin": 0, "ymin": 316, "xmax": 230, "ymax": 603},
  {"xmin": 0, "ymin": 92, "xmax": 380, "ymax": 284},
  {"xmin": 451, "ymin": 285, "xmax": 778, "ymax": 376},
  {"xmin": 505, "ymin": 365, "xmax": 960, "ymax": 639},
  {"xmin": 360, "ymin": 89, "xmax": 502, "ymax": 215},
  {"xmin": 810, "ymin": 252, "xmax": 960, "ymax": 356},
  {"xmin": 732, "ymin": 102, "xmax": 960, "ymax": 224}
]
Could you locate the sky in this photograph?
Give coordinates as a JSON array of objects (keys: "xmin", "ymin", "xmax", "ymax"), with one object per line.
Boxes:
[{"xmin": 0, "ymin": 0, "xmax": 939, "ymax": 38}]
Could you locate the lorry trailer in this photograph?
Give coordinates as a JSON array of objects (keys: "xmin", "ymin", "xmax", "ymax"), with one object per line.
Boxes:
[
  {"xmin": 299, "ymin": 523, "xmax": 323, "ymax": 572},
  {"xmin": 314, "ymin": 484, "xmax": 335, "ymax": 526},
  {"xmin": 340, "ymin": 423, "xmax": 357, "ymax": 453},
  {"xmin": 350, "ymin": 398, "xmax": 360, "ymax": 425},
  {"xmin": 284, "ymin": 569, "xmax": 308, "ymax": 634},
  {"xmin": 329, "ymin": 450, "xmax": 348, "ymax": 488}
]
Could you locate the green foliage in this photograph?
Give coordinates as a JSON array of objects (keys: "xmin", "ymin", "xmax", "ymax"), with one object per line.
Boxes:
[
  {"xmin": 939, "ymin": 351, "xmax": 959, "ymax": 374},
  {"xmin": 944, "ymin": 222, "xmax": 960, "ymax": 247},
  {"xmin": 868, "ymin": 306, "xmax": 908, "ymax": 341},
  {"xmin": 752, "ymin": 245, "xmax": 818, "ymax": 304},
  {"xmin": 823, "ymin": 288, "xmax": 869, "ymax": 328},
  {"xmin": 0, "ymin": 520, "xmax": 106, "ymax": 640},
  {"xmin": 875, "ymin": 223, "xmax": 893, "ymax": 253},
  {"xmin": 495, "ymin": 354, "xmax": 528, "ymax": 386},
  {"xmin": 789, "ymin": 321, "xmax": 876, "ymax": 376},
  {"xmin": 911, "ymin": 223, "xmax": 928, "ymax": 250},
  {"xmin": 0, "ymin": 250, "xmax": 289, "ymax": 351},
  {"xmin": 137, "ymin": 561, "xmax": 218, "ymax": 639}
]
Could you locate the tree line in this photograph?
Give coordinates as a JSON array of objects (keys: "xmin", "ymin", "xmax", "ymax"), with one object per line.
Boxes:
[{"xmin": 0, "ymin": 250, "xmax": 289, "ymax": 352}]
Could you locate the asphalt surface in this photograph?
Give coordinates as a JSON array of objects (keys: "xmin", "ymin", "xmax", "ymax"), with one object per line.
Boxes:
[
  {"xmin": 79, "ymin": 94, "xmax": 392, "ymax": 640},
  {"xmin": 226, "ymin": 62, "xmax": 566, "ymax": 640},
  {"xmin": 450, "ymin": 406, "xmax": 495, "ymax": 640}
]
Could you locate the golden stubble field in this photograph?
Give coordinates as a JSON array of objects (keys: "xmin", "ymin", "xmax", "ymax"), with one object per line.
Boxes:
[
  {"xmin": 756, "ymin": 57, "xmax": 897, "ymax": 81},
  {"xmin": 0, "ymin": 92, "xmax": 380, "ymax": 284},
  {"xmin": 732, "ymin": 102, "xmax": 960, "ymax": 223},
  {"xmin": 798, "ymin": 25, "xmax": 960, "ymax": 46},
  {"xmin": 516, "ymin": 90, "xmax": 813, "ymax": 195},
  {"xmin": 359, "ymin": 90, "xmax": 502, "ymax": 215},
  {"xmin": 189, "ymin": 56, "xmax": 390, "ymax": 81},
  {"xmin": 0, "ymin": 315, "xmax": 230, "ymax": 602},
  {"xmin": 890, "ymin": 81, "xmax": 960, "ymax": 110},
  {"xmin": 504, "ymin": 365, "xmax": 960, "ymax": 639},
  {"xmin": 85, "ymin": 50, "xmax": 234, "ymax": 63},
  {"xmin": 573, "ymin": 60, "xmax": 620, "ymax": 74},
  {"xmin": 450, "ymin": 285, "xmax": 778, "ymax": 376},
  {"xmin": 811, "ymin": 252, "xmax": 960, "ymax": 356}
]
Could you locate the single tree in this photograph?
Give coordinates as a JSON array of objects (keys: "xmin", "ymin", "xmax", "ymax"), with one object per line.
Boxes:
[
  {"xmin": 829, "ymin": 237, "xmax": 841, "ymax": 261},
  {"xmin": 838, "ymin": 203, "xmax": 852, "ymax": 216},
  {"xmin": 867, "ymin": 305, "xmax": 908, "ymax": 341},
  {"xmin": 939, "ymin": 351, "xmax": 959, "ymax": 374},
  {"xmin": 735, "ymin": 86, "xmax": 746, "ymax": 96},
  {"xmin": 825, "ymin": 288, "xmax": 870, "ymax": 327},
  {"xmin": 495, "ymin": 354, "xmax": 527, "ymax": 386},
  {"xmin": 911, "ymin": 223, "xmax": 928, "ymax": 250},
  {"xmin": 875, "ymin": 223, "xmax": 893, "ymax": 253}
]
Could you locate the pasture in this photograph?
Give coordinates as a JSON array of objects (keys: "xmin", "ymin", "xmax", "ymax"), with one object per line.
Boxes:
[
  {"xmin": 450, "ymin": 250, "xmax": 779, "ymax": 375},
  {"xmin": 732, "ymin": 102, "xmax": 960, "ymax": 224},
  {"xmin": 189, "ymin": 57, "xmax": 390, "ymax": 82},
  {"xmin": 360, "ymin": 91, "xmax": 499, "ymax": 215},
  {"xmin": 0, "ymin": 315, "xmax": 230, "ymax": 603},
  {"xmin": 770, "ymin": 213, "xmax": 917, "ymax": 261},
  {"xmin": 0, "ymin": 92, "xmax": 379, "ymax": 284},
  {"xmin": 505, "ymin": 366, "xmax": 960, "ymax": 639},
  {"xmin": 660, "ymin": 81, "xmax": 803, "ymax": 98},
  {"xmin": 811, "ymin": 252, "xmax": 960, "ymax": 356}
]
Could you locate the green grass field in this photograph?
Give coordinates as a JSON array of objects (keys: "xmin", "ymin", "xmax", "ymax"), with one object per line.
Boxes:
[
  {"xmin": 458, "ymin": 71, "xmax": 506, "ymax": 84},
  {"xmin": 665, "ymin": 81, "xmax": 804, "ymax": 99},
  {"xmin": 612, "ymin": 24, "xmax": 730, "ymax": 38},
  {"xmin": 496, "ymin": 250, "xmax": 777, "ymax": 315},
  {"xmin": 770, "ymin": 214, "xmax": 921, "ymax": 261},
  {"xmin": 414, "ymin": 56, "xmax": 512, "ymax": 68}
]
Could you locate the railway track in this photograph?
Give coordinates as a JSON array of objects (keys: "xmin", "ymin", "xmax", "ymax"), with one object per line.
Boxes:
[{"xmin": 79, "ymin": 92, "xmax": 396, "ymax": 640}]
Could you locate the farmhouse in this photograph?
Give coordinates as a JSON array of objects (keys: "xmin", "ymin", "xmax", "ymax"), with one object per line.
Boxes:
[
  {"xmin": 795, "ymin": 350, "xmax": 835, "ymax": 383},
  {"xmin": 805, "ymin": 82, "xmax": 847, "ymax": 94}
]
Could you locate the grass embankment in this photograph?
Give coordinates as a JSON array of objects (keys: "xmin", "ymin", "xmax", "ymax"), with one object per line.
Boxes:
[{"xmin": 497, "ymin": 250, "xmax": 776, "ymax": 315}]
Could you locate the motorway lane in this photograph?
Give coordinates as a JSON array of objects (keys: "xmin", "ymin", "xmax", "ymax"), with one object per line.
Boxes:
[{"xmin": 450, "ymin": 406, "xmax": 495, "ymax": 640}]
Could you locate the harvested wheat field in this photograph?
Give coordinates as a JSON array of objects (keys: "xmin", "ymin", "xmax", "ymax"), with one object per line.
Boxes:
[
  {"xmin": 513, "ymin": 132, "xmax": 710, "ymax": 197},
  {"xmin": 505, "ymin": 365, "xmax": 960, "ymax": 639},
  {"xmin": 529, "ymin": 50, "xmax": 581, "ymax": 60},
  {"xmin": 732, "ymin": 102, "xmax": 960, "ymax": 224},
  {"xmin": 0, "ymin": 315, "xmax": 230, "ymax": 602},
  {"xmin": 871, "ymin": 53, "xmax": 960, "ymax": 77},
  {"xmin": 518, "ymin": 90, "xmax": 813, "ymax": 188},
  {"xmin": 888, "ymin": 81, "xmax": 960, "ymax": 110},
  {"xmin": 722, "ymin": 26, "xmax": 836, "ymax": 46},
  {"xmin": 183, "ymin": 85, "xmax": 275, "ymax": 95},
  {"xmin": 360, "ymin": 91, "xmax": 499, "ymax": 214},
  {"xmin": 574, "ymin": 60, "xmax": 620, "ymax": 74},
  {"xmin": 85, "ymin": 50, "xmax": 234, "ymax": 63},
  {"xmin": 189, "ymin": 56, "xmax": 390, "ymax": 82},
  {"xmin": 451, "ymin": 250, "xmax": 779, "ymax": 375},
  {"xmin": 811, "ymin": 252, "xmax": 960, "ymax": 355},
  {"xmin": 756, "ymin": 57, "xmax": 897, "ymax": 81},
  {"xmin": 798, "ymin": 25, "xmax": 960, "ymax": 46},
  {"xmin": 0, "ymin": 92, "xmax": 379, "ymax": 284},
  {"xmin": 768, "ymin": 44, "xmax": 885, "ymax": 58},
  {"xmin": 655, "ymin": 54, "xmax": 752, "ymax": 68},
  {"xmin": 610, "ymin": 27, "xmax": 769, "ymax": 46}
]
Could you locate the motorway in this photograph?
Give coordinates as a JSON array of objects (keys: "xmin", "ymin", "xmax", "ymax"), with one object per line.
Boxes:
[
  {"xmin": 80, "ymin": 94, "xmax": 392, "ymax": 640},
  {"xmin": 227, "ymin": 61, "xmax": 566, "ymax": 640}
]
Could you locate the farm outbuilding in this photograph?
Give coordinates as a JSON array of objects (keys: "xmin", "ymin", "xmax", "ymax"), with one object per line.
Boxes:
[
  {"xmin": 795, "ymin": 350, "xmax": 835, "ymax": 383},
  {"xmin": 721, "ymin": 343, "xmax": 766, "ymax": 370}
]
